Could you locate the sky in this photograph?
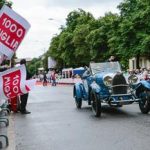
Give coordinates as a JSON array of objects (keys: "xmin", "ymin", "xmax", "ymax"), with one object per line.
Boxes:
[{"xmin": 11, "ymin": 0, "xmax": 123, "ymax": 59}]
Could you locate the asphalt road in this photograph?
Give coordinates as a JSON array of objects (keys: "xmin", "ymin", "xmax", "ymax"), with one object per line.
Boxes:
[{"xmin": 7, "ymin": 85, "xmax": 150, "ymax": 150}]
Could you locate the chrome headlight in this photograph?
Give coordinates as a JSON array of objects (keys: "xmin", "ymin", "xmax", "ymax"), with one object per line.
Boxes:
[
  {"xmin": 103, "ymin": 76, "xmax": 113, "ymax": 86},
  {"xmin": 128, "ymin": 75, "xmax": 138, "ymax": 84}
]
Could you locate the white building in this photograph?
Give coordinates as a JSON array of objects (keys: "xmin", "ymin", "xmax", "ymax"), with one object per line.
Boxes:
[{"xmin": 129, "ymin": 57, "xmax": 150, "ymax": 70}]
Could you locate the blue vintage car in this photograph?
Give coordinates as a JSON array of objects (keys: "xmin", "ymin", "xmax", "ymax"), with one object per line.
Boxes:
[{"xmin": 73, "ymin": 62, "xmax": 150, "ymax": 117}]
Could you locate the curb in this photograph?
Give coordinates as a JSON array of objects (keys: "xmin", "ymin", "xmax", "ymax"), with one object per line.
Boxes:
[{"xmin": 36, "ymin": 82, "xmax": 75, "ymax": 86}]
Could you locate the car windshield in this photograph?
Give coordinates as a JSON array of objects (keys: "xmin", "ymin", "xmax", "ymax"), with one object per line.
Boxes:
[{"xmin": 90, "ymin": 62, "xmax": 121, "ymax": 74}]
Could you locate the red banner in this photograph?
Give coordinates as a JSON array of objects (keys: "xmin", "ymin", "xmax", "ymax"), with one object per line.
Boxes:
[
  {"xmin": 0, "ymin": 5, "xmax": 30, "ymax": 59},
  {"xmin": 0, "ymin": 65, "xmax": 36, "ymax": 99},
  {"xmin": 2, "ymin": 69, "xmax": 23, "ymax": 98},
  {"xmin": 0, "ymin": 13, "xmax": 25, "ymax": 51}
]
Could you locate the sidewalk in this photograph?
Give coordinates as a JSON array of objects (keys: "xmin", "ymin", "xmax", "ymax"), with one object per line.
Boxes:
[
  {"xmin": 36, "ymin": 78, "xmax": 82, "ymax": 85},
  {"xmin": 57, "ymin": 78, "xmax": 82, "ymax": 84}
]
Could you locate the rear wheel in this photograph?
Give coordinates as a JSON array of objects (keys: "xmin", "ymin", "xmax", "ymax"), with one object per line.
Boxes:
[
  {"xmin": 139, "ymin": 90, "xmax": 150, "ymax": 114},
  {"xmin": 90, "ymin": 91, "xmax": 101, "ymax": 117}
]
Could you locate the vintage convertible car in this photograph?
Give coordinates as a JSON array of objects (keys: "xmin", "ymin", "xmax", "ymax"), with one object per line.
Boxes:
[{"xmin": 73, "ymin": 62, "xmax": 150, "ymax": 117}]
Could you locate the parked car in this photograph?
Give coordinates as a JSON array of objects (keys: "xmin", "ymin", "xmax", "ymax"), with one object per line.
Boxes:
[{"xmin": 73, "ymin": 62, "xmax": 150, "ymax": 117}]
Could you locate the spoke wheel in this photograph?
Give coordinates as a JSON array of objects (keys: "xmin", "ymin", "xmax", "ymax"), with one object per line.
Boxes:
[
  {"xmin": 90, "ymin": 91, "xmax": 101, "ymax": 117},
  {"xmin": 75, "ymin": 97, "xmax": 82, "ymax": 109},
  {"xmin": 74, "ymin": 86, "xmax": 82, "ymax": 109},
  {"xmin": 139, "ymin": 90, "xmax": 150, "ymax": 114}
]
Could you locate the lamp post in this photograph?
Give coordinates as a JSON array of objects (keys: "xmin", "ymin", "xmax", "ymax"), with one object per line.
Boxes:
[{"xmin": 48, "ymin": 18, "xmax": 64, "ymax": 30}]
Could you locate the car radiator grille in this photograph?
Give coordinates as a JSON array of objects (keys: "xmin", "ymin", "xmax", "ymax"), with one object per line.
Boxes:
[{"xmin": 112, "ymin": 73, "xmax": 127, "ymax": 94}]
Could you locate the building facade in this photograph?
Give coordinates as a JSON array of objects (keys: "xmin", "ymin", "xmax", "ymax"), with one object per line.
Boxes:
[{"xmin": 129, "ymin": 57, "xmax": 150, "ymax": 70}]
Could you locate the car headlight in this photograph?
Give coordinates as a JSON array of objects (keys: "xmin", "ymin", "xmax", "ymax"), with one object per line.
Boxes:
[
  {"xmin": 103, "ymin": 76, "xmax": 113, "ymax": 86},
  {"xmin": 128, "ymin": 75, "xmax": 138, "ymax": 84}
]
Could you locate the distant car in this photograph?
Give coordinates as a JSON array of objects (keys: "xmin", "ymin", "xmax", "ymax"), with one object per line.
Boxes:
[{"xmin": 73, "ymin": 62, "xmax": 150, "ymax": 117}]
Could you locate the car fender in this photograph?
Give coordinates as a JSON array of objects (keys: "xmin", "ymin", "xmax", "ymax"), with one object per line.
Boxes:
[
  {"xmin": 135, "ymin": 80, "xmax": 150, "ymax": 97},
  {"xmin": 73, "ymin": 83, "xmax": 84, "ymax": 99},
  {"xmin": 138, "ymin": 80, "xmax": 150, "ymax": 90},
  {"xmin": 90, "ymin": 81, "xmax": 100, "ymax": 94}
]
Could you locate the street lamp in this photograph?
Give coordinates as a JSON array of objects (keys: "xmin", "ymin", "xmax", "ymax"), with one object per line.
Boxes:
[{"xmin": 48, "ymin": 18, "xmax": 64, "ymax": 26}]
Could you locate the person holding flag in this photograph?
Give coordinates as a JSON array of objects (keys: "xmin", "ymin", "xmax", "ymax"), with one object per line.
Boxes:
[{"xmin": 19, "ymin": 59, "xmax": 32, "ymax": 114}]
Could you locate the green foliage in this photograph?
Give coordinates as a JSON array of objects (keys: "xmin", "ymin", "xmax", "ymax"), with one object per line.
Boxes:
[
  {"xmin": 1, "ymin": 0, "xmax": 150, "ymax": 70},
  {"xmin": 41, "ymin": 0, "xmax": 150, "ymax": 70},
  {"xmin": 47, "ymin": 9, "xmax": 95, "ymax": 68},
  {"xmin": 0, "ymin": 0, "xmax": 13, "ymax": 9},
  {"xmin": 115, "ymin": 0, "xmax": 150, "ymax": 68},
  {"xmin": 73, "ymin": 24, "xmax": 91, "ymax": 64},
  {"xmin": 27, "ymin": 58, "xmax": 42, "ymax": 76},
  {"xmin": 66, "ymin": 9, "xmax": 94, "ymax": 32}
]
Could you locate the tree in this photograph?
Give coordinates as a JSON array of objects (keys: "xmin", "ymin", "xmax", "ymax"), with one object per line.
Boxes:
[
  {"xmin": 86, "ymin": 12, "xmax": 119, "ymax": 62},
  {"xmin": 73, "ymin": 24, "xmax": 91, "ymax": 65},
  {"xmin": 47, "ymin": 9, "xmax": 94, "ymax": 68},
  {"xmin": 117, "ymin": 0, "xmax": 150, "ymax": 68},
  {"xmin": 46, "ymin": 0, "xmax": 150, "ymax": 69},
  {"xmin": 0, "ymin": 0, "xmax": 13, "ymax": 9},
  {"xmin": 27, "ymin": 58, "xmax": 42, "ymax": 76}
]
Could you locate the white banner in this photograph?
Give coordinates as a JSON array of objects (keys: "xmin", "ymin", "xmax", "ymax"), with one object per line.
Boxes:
[
  {"xmin": 0, "ymin": 65, "xmax": 36, "ymax": 99},
  {"xmin": 0, "ymin": 5, "xmax": 31, "ymax": 59},
  {"xmin": 48, "ymin": 56, "xmax": 56, "ymax": 69}
]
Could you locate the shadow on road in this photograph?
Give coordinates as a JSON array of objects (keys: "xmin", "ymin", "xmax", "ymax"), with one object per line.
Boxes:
[{"xmin": 75, "ymin": 104, "xmax": 139, "ymax": 120}]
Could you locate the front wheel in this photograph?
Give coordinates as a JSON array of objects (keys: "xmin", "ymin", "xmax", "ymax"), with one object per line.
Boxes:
[
  {"xmin": 75, "ymin": 97, "xmax": 82, "ymax": 109},
  {"xmin": 139, "ymin": 90, "xmax": 150, "ymax": 114},
  {"xmin": 90, "ymin": 91, "xmax": 101, "ymax": 117},
  {"xmin": 74, "ymin": 86, "xmax": 82, "ymax": 109}
]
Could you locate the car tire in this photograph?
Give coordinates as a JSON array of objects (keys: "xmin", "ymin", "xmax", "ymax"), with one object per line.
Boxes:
[
  {"xmin": 74, "ymin": 86, "xmax": 82, "ymax": 109},
  {"xmin": 75, "ymin": 97, "xmax": 82, "ymax": 109},
  {"xmin": 139, "ymin": 90, "xmax": 150, "ymax": 114},
  {"xmin": 90, "ymin": 91, "xmax": 101, "ymax": 117}
]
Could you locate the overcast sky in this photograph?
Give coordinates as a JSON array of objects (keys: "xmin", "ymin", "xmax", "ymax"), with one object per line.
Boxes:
[{"xmin": 11, "ymin": 0, "xmax": 123, "ymax": 59}]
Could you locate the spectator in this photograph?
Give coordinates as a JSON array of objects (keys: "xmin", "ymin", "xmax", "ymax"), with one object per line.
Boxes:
[
  {"xmin": 141, "ymin": 70, "xmax": 150, "ymax": 80},
  {"xmin": 43, "ymin": 71, "xmax": 47, "ymax": 86},
  {"xmin": 19, "ymin": 59, "xmax": 32, "ymax": 114},
  {"xmin": 51, "ymin": 70, "xmax": 57, "ymax": 86}
]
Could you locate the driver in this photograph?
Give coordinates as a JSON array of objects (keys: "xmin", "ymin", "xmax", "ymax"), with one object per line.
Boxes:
[{"xmin": 108, "ymin": 55, "xmax": 118, "ymax": 62}]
